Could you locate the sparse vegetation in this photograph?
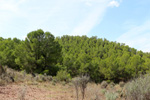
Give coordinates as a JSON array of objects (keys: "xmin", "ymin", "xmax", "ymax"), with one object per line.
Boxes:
[{"xmin": 0, "ymin": 65, "xmax": 53, "ymax": 85}]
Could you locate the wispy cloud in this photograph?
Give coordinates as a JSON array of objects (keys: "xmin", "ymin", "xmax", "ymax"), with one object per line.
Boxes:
[
  {"xmin": 0, "ymin": 0, "xmax": 121, "ymax": 39},
  {"xmin": 117, "ymin": 20, "xmax": 150, "ymax": 52},
  {"xmin": 70, "ymin": 1, "xmax": 109, "ymax": 36},
  {"xmin": 108, "ymin": 0, "xmax": 120, "ymax": 7}
]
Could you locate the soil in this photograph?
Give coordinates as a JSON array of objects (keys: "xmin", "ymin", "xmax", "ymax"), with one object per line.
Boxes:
[
  {"xmin": 0, "ymin": 82, "xmax": 75, "ymax": 100},
  {"xmin": 0, "ymin": 82, "xmax": 119, "ymax": 100}
]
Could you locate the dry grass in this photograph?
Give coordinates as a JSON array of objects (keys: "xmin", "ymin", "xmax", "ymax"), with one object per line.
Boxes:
[
  {"xmin": 0, "ymin": 79, "xmax": 128, "ymax": 100},
  {"xmin": 0, "ymin": 66, "xmax": 53, "ymax": 86},
  {"xmin": 5, "ymin": 65, "xmax": 150, "ymax": 100},
  {"xmin": 85, "ymin": 83, "xmax": 104, "ymax": 100}
]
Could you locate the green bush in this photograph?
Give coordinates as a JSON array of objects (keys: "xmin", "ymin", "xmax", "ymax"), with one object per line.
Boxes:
[{"xmin": 56, "ymin": 70, "xmax": 71, "ymax": 82}]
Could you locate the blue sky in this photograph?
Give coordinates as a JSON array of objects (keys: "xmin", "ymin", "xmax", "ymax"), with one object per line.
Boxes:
[{"xmin": 0, "ymin": 0, "xmax": 150, "ymax": 52}]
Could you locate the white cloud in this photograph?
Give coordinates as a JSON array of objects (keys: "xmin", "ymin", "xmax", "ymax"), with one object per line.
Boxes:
[
  {"xmin": 108, "ymin": 0, "xmax": 120, "ymax": 7},
  {"xmin": 70, "ymin": 4, "xmax": 107, "ymax": 36},
  {"xmin": 85, "ymin": 2, "xmax": 92, "ymax": 7},
  {"xmin": 0, "ymin": 0, "xmax": 17, "ymax": 12},
  {"xmin": 0, "ymin": 0, "xmax": 120, "ymax": 39},
  {"xmin": 0, "ymin": 0, "xmax": 27, "ymax": 12},
  {"xmin": 117, "ymin": 20, "xmax": 150, "ymax": 52}
]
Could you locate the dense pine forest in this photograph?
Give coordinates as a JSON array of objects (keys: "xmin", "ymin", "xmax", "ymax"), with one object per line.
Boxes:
[{"xmin": 0, "ymin": 29, "xmax": 150, "ymax": 83}]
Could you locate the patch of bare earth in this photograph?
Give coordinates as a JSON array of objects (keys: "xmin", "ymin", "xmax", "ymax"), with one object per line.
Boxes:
[
  {"xmin": 0, "ymin": 82, "xmax": 108, "ymax": 100},
  {"xmin": 0, "ymin": 82, "xmax": 75, "ymax": 100}
]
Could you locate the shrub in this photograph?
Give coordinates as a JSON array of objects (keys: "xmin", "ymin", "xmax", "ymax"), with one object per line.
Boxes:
[
  {"xmin": 72, "ymin": 77, "xmax": 80, "ymax": 100},
  {"xmin": 0, "ymin": 79, "xmax": 6, "ymax": 86},
  {"xmin": 56, "ymin": 70, "xmax": 71, "ymax": 82},
  {"xmin": 101, "ymin": 81, "xmax": 108, "ymax": 89},
  {"xmin": 72, "ymin": 75, "xmax": 90, "ymax": 100},
  {"xmin": 39, "ymin": 75, "xmax": 46, "ymax": 82},
  {"xmin": 114, "ymin": 84, "xmax": 122, "ymax": 93},
  {"xmin": 101, "ymin": 89, "xmax": 107, "ymax": 94},
  {"xmin": 45, "ymin": 75, "xmax": 53, "ymax": 81},
  {"xmin": 86, "ymin": 84, "xmax": 102, "ymax": 100},
  {"xmin": 109, "ymin": 82, "xmax": 115, "ymax": 86},
  {"xmin": 52, "ymin": 77, "xmax": 58, "ymax": 83},
  {"xmin": 105, "ymin": 91, "xmax": 119, "ymax": 100},
  {"xmin": 119, "ymin": 81, "xmax": 125, "ymax": 87},
  {"xmin": 79, "ymin": 75, "xmax": 90, "ymax": 100},
  {"xmin": 42, "ymin": 70, "xmax": 49, "ymax": 75},
  {"xmin": 125, "ymin": 74, "xmax": 150, "ymax": 100}
]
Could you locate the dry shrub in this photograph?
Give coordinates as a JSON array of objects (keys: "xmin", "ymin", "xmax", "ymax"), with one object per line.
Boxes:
[
  {"xmin": 101, "ymin": 81, "xmax": 108, "ymax": 89},
  {"xmin": 72, "ymin": 77, "xmax": 80, "ymax": 100},
  {"xmin": 119, "ymin": 81, "xmax": 125, "ymax": 88},
  {"xmin": 32, "ymin": 74, "xmax": 53, "ymax": 83},
  {"xmin": 105, "ymin": 91, "xmax": 119, "ymax": 100},
  {"xmin": 0, "ymin": 78, "xmax": 6, "ymax": 86},
  {"xmin": 0, "ymin": 66, "xmax": 53, "ymax": 84},
  {"xmin": 106, "ymin": 83, "xmax": 115, "ymax": 90},
  {"xmin": 0, "ymin": 66, "xmax": 15, "ymax": 85},
  {"xmin": 114, "ymin": 84, "xmax": 122, "ymax": 93},
  {"xmin": 85, "ymin": 83, "xmax": 102, "ymax": 100},
  {"xmin": 72, "ymin": 75, "xmax": 90, "ymax": 100},
  {"xmin": 101, "ymin": 89, "xmax": 107, "ymax": 95},
  {"xmin": 125, "ymin": 74, "xmax": 150, "ymax": 100}
]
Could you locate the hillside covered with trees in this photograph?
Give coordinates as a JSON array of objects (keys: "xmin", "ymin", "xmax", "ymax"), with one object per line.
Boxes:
[{"xmin": 0, "ymin": 29, "xmax": 150, "ymax": 83}]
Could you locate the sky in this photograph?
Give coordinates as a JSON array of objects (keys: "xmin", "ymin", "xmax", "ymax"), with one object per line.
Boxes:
[{"xmin": 0, "ymin": 0, "xmax": 150, "ymax": 52}]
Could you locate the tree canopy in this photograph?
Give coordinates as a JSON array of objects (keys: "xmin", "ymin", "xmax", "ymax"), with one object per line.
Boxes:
[{"xmin": 0, "ymin": 30, "xmax": 150, "ymax": 82}]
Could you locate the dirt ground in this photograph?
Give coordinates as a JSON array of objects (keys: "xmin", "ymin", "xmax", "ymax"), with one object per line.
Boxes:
[
  {"xmin": 0, "ymin": 81, "xmax": 115, "ymax": 100},
  {"xmin": 0, "ymin": 82, "xmax": 76, "ymax": 100}
]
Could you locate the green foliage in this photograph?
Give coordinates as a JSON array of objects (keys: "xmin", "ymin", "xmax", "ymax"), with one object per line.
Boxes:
[
  {"xmin": 56, "ymin": 70, "xmax": 71, "ymax": 82},
  {"xmin": 14, "ymin": 29, "xmax": 62, "ymax": 75},
  {"xmin": 56, "ymin": 35, "xmax": 150, "ymax": 82},
  {"xmin": 0, "ymin": 38, "xmax": 21, "ymax": 69},
  {"xmin": 1, "ymin": 30, "xmax": 150, "ymax": 83}
]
